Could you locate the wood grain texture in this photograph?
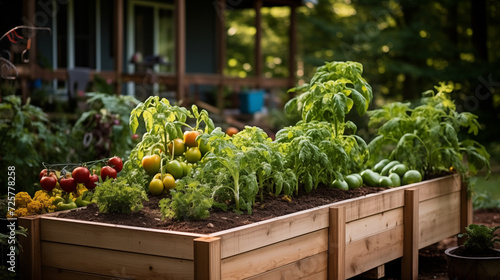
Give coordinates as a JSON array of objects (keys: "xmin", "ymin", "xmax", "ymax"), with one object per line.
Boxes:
[
  {"xmin": 345, "ymin": 225, "xmax": 404, "ymax": 278},
  {"xmin": 42, "ymin": 267, "xmax": 126, "ymax": 280},
  {"xmin": 220, "ymin": 229, "xmax": 328, "ymax": 280},
  {"xmin": 214, "ymin": 206, "xmax": 330, "ymax": 259},
  {"xmin": 40, "ymin": 216, "xmax": 201, "ymax": 260},
  {"xmin": 18, "ymin": 216, "xmax": 41, "ymax": 280},
  {"xmin": 346, "ymin": 208, "xmax": 404, "ymax": 243},
  {"xmin": 245, "ymin": 252, "xmax": 328, "ymax": 280},
  {"xmin": 194, "ymin": 237, "xmax": 221, "ymax": 280},
  {"xmin": 418, "ymin": 191, "xmax": 461, "ymax": 248},
  {"xmin": 41, "ymin": 242, "xmax": 194, "ymax": 280},
  {"xmin": 402, "ymin": 189, "xmax": 419, "ymax": 280},
  {"xmin": 329, "ymin": 207, "xmax": 345, "ymax": 280}
]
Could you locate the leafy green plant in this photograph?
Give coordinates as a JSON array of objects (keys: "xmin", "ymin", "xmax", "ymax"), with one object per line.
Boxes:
[
  {"xmin": 367, "ymin": 82, "xmax": 491, "ymax": 178},
  {"xmin": 230, "ymin": 126, "xmax": 296, "ymax": 203},
  {"xmin": 71, "ymin": 93, "xmax": 140, "ymax": 161},
  {"xmin": 0, "ymin": 96, "xmax": 70, "ymax": 194},
  {"xmin": 284, "ymin": 61, "xmax": 372, "ymax": 136},
  {"xmin": 126, "ymin": 96, "xmax": 214, "ymax": 175},
  {"xmin": 201, "ymin": 128, "xmax": 258, "ymax": 213},
  {"xmin": 458, "ymin": 224, "xmax": 500, "ymax": 256},
  {"xmin": 159, "ymin": 179, "xmax": 213, "ymax": 221},
  {"xmin": 93, "ymin": 177, "xmax": 148, "ymax": 214},
  {"xmin": 273, "ymin": 61, "xmax": 372, "ymax": 194}
]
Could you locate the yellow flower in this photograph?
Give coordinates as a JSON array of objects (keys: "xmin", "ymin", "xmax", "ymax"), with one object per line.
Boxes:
[
  {"xmin": 14, "ymin": 208, "xmax": 29, "ymax": 218},
  {"xmin": 34, "ymin": 190, "xmax": 52, "ymax": 202},
  {"xmin": 15, "ymin": 192, "xmax": 32, "ymax": 208},
  {"xmin": 27, "ymin": 200, "xmax": 43, "ymax": 215}
]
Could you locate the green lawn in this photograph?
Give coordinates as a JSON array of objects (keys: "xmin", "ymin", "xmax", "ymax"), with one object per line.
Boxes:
[{"xmin": 471, "ymin": 173, "xmax": 500, "ymax": 209}]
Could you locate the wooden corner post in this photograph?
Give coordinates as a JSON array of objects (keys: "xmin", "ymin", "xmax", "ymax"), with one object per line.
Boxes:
[
  {"xmin": 402, "ymin": 188, "xmax": 419, "ymax": 280},
  {"xmin": 329, "ymin": 206, "xmax": 346, "ymax": 280},
  {"xmin": 194, "ymin": 236, "xmax": 221, "ymax": 280},
  {"xmin": 18, "ymin": 216, "xmax": 41, "ymax": 280}
]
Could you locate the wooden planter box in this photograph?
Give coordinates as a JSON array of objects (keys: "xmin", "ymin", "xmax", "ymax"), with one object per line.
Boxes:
[{"xmin": 19, "ymin": 174, "xmax": 470, "ymax": 280}]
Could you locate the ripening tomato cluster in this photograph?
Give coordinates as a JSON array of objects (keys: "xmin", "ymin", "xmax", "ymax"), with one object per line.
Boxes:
[
  {"xmin": 39, "ymin": 156, "xmax": 123, "ymax": 193},
  {"xmin": 143, "ymin": 130, "xmax": 211, "ymax": 196}
]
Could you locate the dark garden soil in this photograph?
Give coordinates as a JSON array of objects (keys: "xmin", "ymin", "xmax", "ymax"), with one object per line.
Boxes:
[
  {"xmin": 58, "ymin": 186, "xmax": 385, "ymax": 234},
  {"xmin": 56, "ymin": 187, "xmax": 500, "ymax": 280}
]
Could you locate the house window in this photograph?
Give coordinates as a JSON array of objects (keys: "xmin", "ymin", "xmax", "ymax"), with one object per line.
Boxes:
[
  {"xmin": 128, "ymin": 1, "xmax": 175, "ymax": 74},
  {"xmin": 127, "ymin": 0, "xmax": 175, "ymax": 98}
]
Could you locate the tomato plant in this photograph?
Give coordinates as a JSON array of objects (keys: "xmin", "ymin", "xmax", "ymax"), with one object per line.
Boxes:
[
  {"xmin": 367, "ymin": 82, "xmax": 490, "ymax": 178},
  {"xmin": 126, "ymin": 97, "xmax": 214, "ymax": 188}
]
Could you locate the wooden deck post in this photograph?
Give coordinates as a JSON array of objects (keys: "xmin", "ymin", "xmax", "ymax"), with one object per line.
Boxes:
[
  {"xmin": 329, "ymin": 206, "xmax": 345, "ymax": 280},
  {"xmin": 194, "ymin": 236, "xmax": 221, "ymax": 280},
  {"xmin": 254, "ymin": 0, "xmax": 263, "ymax": 89},
  {"xmin": 288, "ymin": 4, "xmax": 297, "ymax": 88},
  {"xmin": 402, "ymin": 188, "xmax": 419, "ymax": 280},
  {"xmin": 18, "ymin": 216, "xmax": 41, "ymax": 280},
  {"xmin": 459, "ymin": 180, "xmax": 472, "ymax": 245},
  {"xmin": 114, "ymin": 0, "xmax": 124, "ymax": 95},
  {"xmin": 175, "ymin": 0, "xmax": 186, "ymax": 104},
  {"xmin": 215, "ymin": 0, "xmax": 226, "ymax": 115}
]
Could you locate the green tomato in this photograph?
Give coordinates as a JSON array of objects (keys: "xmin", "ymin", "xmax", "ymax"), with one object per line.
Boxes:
[
  {"xmin": 166, "ymin": 160, "xmax": 184, "ymax": 179},
  {"xmin": 179, "ymin": 161, "xmax": 188, "ymax": 177},
  {"xmin": 199, "ymin": 139, "xmax": 211, "ymax": 155},
  {"xmin": 149, "ymin": 179, "xmax": 164, "ymax": 196},
  {"xmin": 185, "ymin": 147, "xmax": 202, "ymax": 163}
]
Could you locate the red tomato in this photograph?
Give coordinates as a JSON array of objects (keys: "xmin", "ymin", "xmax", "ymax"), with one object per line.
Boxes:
[
  {"xmin": 40, "ymin": 176, "xmax": 57, "ymax": 191},
  {"xmin": 107, "ymin": 156, "xmax": 123, "ymax": 173},
  {"xmin": 72, "ymin": 167, "xmax": 90, "ymax": 184},
  {"xmin": 100, "ymin": 166, "xmax": 117, "ymax": 181},
  {"xmin": 59, "ymin": 177, "xmax": 77, "ymax": 193},
  {"xmin": 85, "ymin": 174, "xmax": 99, "ymax": 190},
  {"xmin": 39, "ymin": 169, "xmax": 48, "ymax": 180}
]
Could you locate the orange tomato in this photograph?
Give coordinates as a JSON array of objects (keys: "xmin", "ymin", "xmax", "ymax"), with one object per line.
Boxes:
[
  {"xmin": 184, "ymin": 130, "xmax": 200, "ymax": 147},
  {"xmin": 226, "ymin": 127, "xmax": 239, "ymax": 136}
]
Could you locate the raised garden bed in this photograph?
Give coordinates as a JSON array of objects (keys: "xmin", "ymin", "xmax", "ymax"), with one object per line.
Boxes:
[{"xmin": 19, "ymin": 174, "xmax": 470, "ymax": 280}]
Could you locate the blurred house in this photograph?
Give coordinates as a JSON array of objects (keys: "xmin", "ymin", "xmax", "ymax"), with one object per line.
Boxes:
[{"xmin": 1, "ymin": 0, "xmax": 301, "ymax": 116}]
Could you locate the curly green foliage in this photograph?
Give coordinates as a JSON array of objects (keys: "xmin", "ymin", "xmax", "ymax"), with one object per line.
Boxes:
[
  {"xmin": 285, "ymin": 61, "xmax": 372, "ymax": 137},
  {"xmin": 0, "ymin": 96, "xmax": 70, "ymax": 194},
  {"xmin": 458, "ymin": 224, "xmax": 500, "ymax": 256},
  {"xmin": 159, "ymin": 179, "xmax": 213, "ymax": 221},
  {"xmin": 368, "ymin": 82, "xmax": 490, "ymax": 178},
  {"xmin": 93, "ymin": 177, "xmax": 148, "ymax": 214}
]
